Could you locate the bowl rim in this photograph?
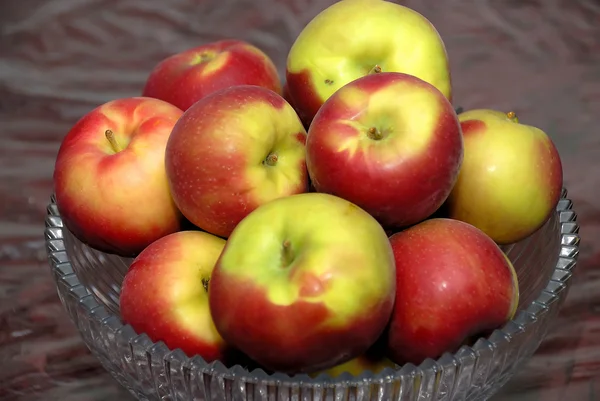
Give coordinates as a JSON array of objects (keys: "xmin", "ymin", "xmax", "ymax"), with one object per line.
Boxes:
[{"xmin": 44, "ymin": 189, "xmax": 580, "ymax": 386}]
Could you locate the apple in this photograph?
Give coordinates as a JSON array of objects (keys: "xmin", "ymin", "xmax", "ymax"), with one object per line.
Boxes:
[
  {"xmin": 165, "ymin": 85, "xmax": 308, "ymax": 238},
  {"xmin": 286, "ymin": 0, "xmax": 452, "ymax": 126},
  {"xmin": 386, "ymin": 218, "xmax": 519, "ymax": 365},
  {"xmin": 446, "ymin": 109, "xmax": 564, "ymax": 244},
  {"xmin": 282, "ymin": 82, "xmax": 295, "ymax": 111},
  {"xmin": 306, "ymin": 72, "xmax": 463, "ymax": 229},
  {"xmin": 142, "ymin": 40, "xmax": 282, "ymax": 111},
  {"xmin": 208, "ymin": 192, "xmax": 396, "ymax": 374},
  {"xmin": 120, "ymin": 230, "xmax": 229, "ymax": 362},
  {"xmin": 311, "ymin": 340, "xmax": 396, "ymax": 377},
  {"xmin": 312, "ymin": 354, "xmax": 396, "ymax": 378},
  {"xmin": 53, "ymin": 97, "xmax": 184, "ymax": 257}
]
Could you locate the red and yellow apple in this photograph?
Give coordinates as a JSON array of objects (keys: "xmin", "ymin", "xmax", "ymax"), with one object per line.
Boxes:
[
  {"xmin": 165, "ymin": 85, "xmax": 308, "ymax": 238},
  {"xmin": 286, "ymin": 0, "xmax": 452, "ymax": 125},
  {"xmin": 142, "ymin": 40, "xmax": 282, "ymax": 111},
  {"xmin": 386, "ymin": 218, "xmax": 519, "ymax": 365},
  {"xmin": 446, "ymin": 109, "xmax": 564, "ymax": 244},
  {"xmin": 53, "ymin": 97, "xmax": 183, "ymax": 257},
  {"xmin": 208, "ymin": 193, "xmax": 396, "ymax": 374},
  {"xmin": 120, "ymin": 230, "xmax": 228, "ymax": 362},
  {"xmin": 306, "ymin": 72, "xmax": 463, "ymax": 229}
]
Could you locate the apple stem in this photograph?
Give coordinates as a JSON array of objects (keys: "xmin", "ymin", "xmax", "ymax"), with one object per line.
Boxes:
[
  {"xmin": 369, "ymin": 65, "xmax": 382, "ymax": 74},
  {"xmin": 201, "ymin": 277, "xmax": 210, "ymax": 293},
  {"xmin": 367, "ymin": 127, "xmax": 384, "ymax": 140},
  {"xmin": 105, "ymin": 129, "xmax": 122, "ymax": 153},
  {"xmin": 264, "ymin": 153, "xmax": 278, "ymax": 166},
  {"xmin": 195, "ymin": 52, "xmax": 215, "ymax": 64},
  {"xmin": 506, "ymin": 111, "xmax": 519, "ymax": 123},
  {"xmin": 281, "ymin": 240, "xmax": 294, "ymax": 268}
]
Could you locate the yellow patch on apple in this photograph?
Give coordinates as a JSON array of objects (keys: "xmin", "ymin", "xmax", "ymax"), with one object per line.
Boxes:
[
  {"xmin": 504, "ymin": 253, "xmax": 520, "ymax": 320},
  {"xmin": 200, "ymin": 52, "xmax": 231, "ymax": 77},
  {"xmin": 239, "ymin": 102, "xmax": 307, "ymax": 204},
  {"xmin": 334, "ymin": 82, "xmax": 441, "ymax": 162}
]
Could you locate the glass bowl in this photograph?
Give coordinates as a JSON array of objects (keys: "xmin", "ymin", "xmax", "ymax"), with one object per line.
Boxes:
[{"xmin": 44, "ymin": 189, "xmax": 580, "ymax": 401}]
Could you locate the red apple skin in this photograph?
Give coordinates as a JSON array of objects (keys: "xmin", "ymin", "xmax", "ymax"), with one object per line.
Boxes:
[
  {"xmin": 306, "ymin": 72, "xmax": 463, "ymax": 229},
  {"xmin": 282, "ymin": 82, "xmax": 301, "ymax": 124},
  {"xmin": 210, "ymin": 279, "xmax": 386, "ymax": 373},
  {"xmin": 386, "ymin": 218, "xmax": 519, "ymax": 365},
  {"xmin": 285, "ymin": 69, "xmax": 322, "ymax": 127},
  {"xmin": 282, "ymin": 82, "xmax": 292, "ymax": 105},
  {"xmin": 53, "ymin": 97, "xmax": 184, "ymax": 257},
  {"xmin": 120, "ymin": 230, "xmax": 228, "ymax": 362},
  {"xmin": 165, "ymin": 85, "xmax": 308, "ymax": 238},
  {"xmin": 142, "ymin": 40, "xmax": 282, "ymax": 111}
]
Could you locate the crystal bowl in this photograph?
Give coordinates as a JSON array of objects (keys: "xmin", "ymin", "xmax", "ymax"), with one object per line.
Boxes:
[{"xmin": 44, "ymin": 189, "xmax": 580, "ymax": 401}]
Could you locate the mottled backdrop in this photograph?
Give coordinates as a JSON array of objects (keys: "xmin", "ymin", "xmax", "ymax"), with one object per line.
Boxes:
[{"xmin": 0, "ymin": 0, "xmax": 599, "ymax": 400}]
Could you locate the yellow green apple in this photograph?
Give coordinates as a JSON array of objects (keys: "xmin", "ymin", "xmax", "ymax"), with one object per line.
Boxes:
[
  {"xmin": 306, "ymin": 72, "xmax": 463, "ymax": 229},
  {"xmin": 446, "ymin": 109, "xmax": 563, "ymax": 244},
  {"xmin": 53, "ymin": 97, "xmax": 184, "ymax": 257},
  {"xmin": 208, "ymin": 193, "xmax": 396, "ymax": 374},
  {"xmin": 286, "ymin": 0, "xmax": 451, "ymax": 126},
  {"xmin": 165, "ymin": 85, "xmax": 308, "ymax": 238}
]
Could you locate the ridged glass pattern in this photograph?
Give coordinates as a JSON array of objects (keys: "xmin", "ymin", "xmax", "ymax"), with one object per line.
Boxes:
[{"xmin": 44, "ymin": 189, "xmax": 580, "ymax": 401}]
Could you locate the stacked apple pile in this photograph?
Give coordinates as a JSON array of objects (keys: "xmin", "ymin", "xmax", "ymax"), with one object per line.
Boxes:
[{"xmin": 52, "ymin": 0, "xmax": 564, "ymax": 376}]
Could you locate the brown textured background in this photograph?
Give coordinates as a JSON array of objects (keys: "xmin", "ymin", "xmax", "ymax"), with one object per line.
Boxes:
[{"xmin": 0, "ymin": 0, "xmax": 599, "ymax": 399}]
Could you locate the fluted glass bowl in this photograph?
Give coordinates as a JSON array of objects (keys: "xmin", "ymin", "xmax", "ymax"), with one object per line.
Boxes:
[{"xmin": 44, "ymin": 189, "xmax": 580, "ymax": 401}]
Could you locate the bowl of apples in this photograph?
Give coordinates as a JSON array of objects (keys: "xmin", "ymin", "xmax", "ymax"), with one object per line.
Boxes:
[{"xmin": 44, "ymin": 1, "xmax": 580, "ymax": 400}]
